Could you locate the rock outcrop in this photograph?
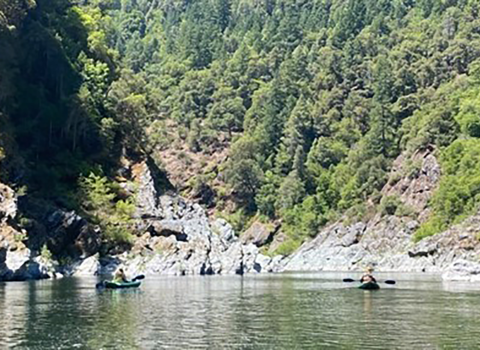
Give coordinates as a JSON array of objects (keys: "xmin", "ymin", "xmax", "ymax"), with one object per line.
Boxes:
[
  {"xmin": 280, "ymin": 149, "xmax": 480, "ymax": 281},
  {"xmin": 62, "ymin": 161, "xmax": 284, "ymax": 277},
  {"xmin": 241, "ymin": 221, "xmax": 277, "ymax": 247},
  {"xmin": 0, "ymin": 184, "xmax": 57, "ymax": 281},
  {"xmin": 45, "ymin": 209, "xmax": 101, "ymax": 259},
  {"xmin": 108, "ymin": 196, "xmax": 283, "ymax": 276},
  {"xmin": 4, "ymin": 148, "xmax": 480, "ymax": 281}
]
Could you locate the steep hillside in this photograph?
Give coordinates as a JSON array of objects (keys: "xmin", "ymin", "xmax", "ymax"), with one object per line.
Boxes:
[
  {"xmin": 2, "ymin": 0, "xmax": 480, "ymax": 280},
  {"xmin": 86, "ymin": 0, "xmax": 480, "ymax": 250}
]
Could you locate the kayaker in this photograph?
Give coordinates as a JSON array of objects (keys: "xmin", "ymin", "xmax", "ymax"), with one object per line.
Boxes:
[
  {"xmin": 113, "ymin": 267, "xmax": 128, "ymax": 283},
  {"xmin": 360, "ymin": 267, "xmax": 377, "ymax": 284}
]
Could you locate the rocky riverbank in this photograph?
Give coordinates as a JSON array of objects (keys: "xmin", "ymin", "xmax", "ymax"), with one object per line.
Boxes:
[
  {"xmin": 0, "ymin": 160, "xmax": 284, "ymax": 281},
  {"xmin": 280, "ymin": 149, "xmax": 480, "ymax": 282},
  {"xmin": 2, "ymin": 150, "xmax": 480, "ymax": 282}
]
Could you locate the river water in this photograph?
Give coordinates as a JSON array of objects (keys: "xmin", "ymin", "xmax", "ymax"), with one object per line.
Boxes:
[{"xmin": 1, "ymin": 272, "xmax": 480, "ymax": 349}]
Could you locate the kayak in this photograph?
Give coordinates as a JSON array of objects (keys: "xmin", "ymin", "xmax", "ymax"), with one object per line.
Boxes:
[
  {"xmin": 359, "ymin": 282, "xmax": 380, "ymax": 290},
  {"xmin": 104, "ymin": 281, "xmax": 141, "ymax": 289}
]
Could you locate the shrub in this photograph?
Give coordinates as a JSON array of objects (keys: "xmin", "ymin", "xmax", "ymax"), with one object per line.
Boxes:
[
  {"xmin": 103, "ymin": 225, "xmax": 134, "ymax": 244},
  {"xmin": 413, "ymin": 216, "xmax": 446, "ymax": 242},
  {"xmin": 405, "ymin": 159, "xmax": 422, "ymax": 179},
  {"xmin": 274, "ymin": 238, "xmax": 301, "ymax": 256},
  {"xmin": 380, "ymin": 195, "xmax": 402, "ymax": 216},
  {"xmin": 413, "ymin": 139, "xmax": 480, "ymax": 241},
  {"xmin": 40, "ymin": 244, "xmax": 53, "ymax": 261},
  {"xmin": 379, "ymin": 195, "xmax": 415, "ymax": 217},
  {"xmin": 14, "ymin": 232, "xmax": 28, "ymax": 242},
  {"xmin": 79, "ymin": 172, "xmax": 136, "ymax": 244}
]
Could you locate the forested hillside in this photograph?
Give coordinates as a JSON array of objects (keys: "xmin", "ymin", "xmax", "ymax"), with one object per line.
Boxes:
[{"xmin": 2, "ymin": 0, "xmax": 480, "ymax": 256}]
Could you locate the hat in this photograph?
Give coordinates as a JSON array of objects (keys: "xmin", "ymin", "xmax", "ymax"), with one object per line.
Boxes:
[{"xmin": 365, "ymin": 266, "xmax": 374, "ymax": 273}]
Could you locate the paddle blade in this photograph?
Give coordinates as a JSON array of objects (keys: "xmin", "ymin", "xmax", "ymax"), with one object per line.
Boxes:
[
  {"xmin": 343, "ymin": 278, "xmax": 356, "ymax": 283},
  {"xmin": 132, "ymin": 274, "xmax": 145, "ymax": 281},
  {"xmin": 384, "ymin": 280, "xmax": 396, "ymax": 285}
]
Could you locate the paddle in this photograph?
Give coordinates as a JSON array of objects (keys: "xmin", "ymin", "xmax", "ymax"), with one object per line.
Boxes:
[
  {"xmin": 343, "ymin": 278, "xmax": 396, "ymax": 285},
  {"xmin": 96, "ymin": 274, "xmax": 145, "ymax": 289},
  {"xmin": 131, "ymin": 274, "xmax": 145, "ymax": 282}
]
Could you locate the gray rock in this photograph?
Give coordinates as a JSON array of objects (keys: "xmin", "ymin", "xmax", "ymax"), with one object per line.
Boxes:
[
  {"xmin": 0, "ymin": 184, "xmax": 16, "ymax": 223},
  {"xmin": 408, "ymin": 239, "xmax": 438, "ymax": 257},
  {"xmin": 211, "ymin": 218, "xmax": 236, "ymax": 243},
  {"xmin": 341, "ymin": 223, "xmax": 366, "ymax": 247},
  {"xmin": 241, "ymin": 221, "xmax": 276, "ymax": 247},
  {"xmin": 151, "ymin": 220, "xmax": 187, "ymax": 241},
  {"xmin": 255, "ymin": 254, "xmax": 272, "ymax": 273},
  {"xmin": 132, "ymin": 161, "xmax": 162, "ymax": 218},
  {"xmin": 0, "ymin": 248, "xmax": 54, "ymax": 281},
  {"xmin": 74, "ymin": 255, "xmax": 101, "ymax": 276},
  {"xmin": 46, "ymin": 209, "xmax": 101, "ymax": 258},
  {"xmin": 442, "ymin": 259, "xmax": 480, "ymax": 282}
]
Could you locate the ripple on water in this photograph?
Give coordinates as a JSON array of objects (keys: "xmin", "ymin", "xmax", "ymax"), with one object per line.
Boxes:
[{"xmin": 1, "ymin": 275, "xmax": 480, "ymax": 349}]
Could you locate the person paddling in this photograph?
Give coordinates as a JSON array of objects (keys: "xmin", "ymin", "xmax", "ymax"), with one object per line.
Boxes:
[
  {"xmin": 360, "ymin": 267, "xmax": 377, "ymax": 284},
  {"xmin": 113, "ymin": 267, "xmax": 128, "ymax": 283}
]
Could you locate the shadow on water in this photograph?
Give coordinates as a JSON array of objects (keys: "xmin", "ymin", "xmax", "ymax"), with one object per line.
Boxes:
[{"xmin": 1, "ymin": 274, "xmax": 480, "ymax": 349}]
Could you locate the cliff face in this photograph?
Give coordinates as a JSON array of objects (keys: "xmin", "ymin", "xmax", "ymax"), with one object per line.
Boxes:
[
  {"xmin": 86, "ymin": 161, "xmax": 284, "ymax": 277},
  {"xmin": 0, "ymin": 160, "xmax": 284, "ymax": 281},
  {"xmin": 280, "ymin": 149, "xmax": 480, "ymax": 281},
  {"xmin": 2, "ymin": 148, "xmax": 480, "ymax": 281},
  {"xmin": 0, "ymin": 184, "xmax": 54, "ymax": 281}
]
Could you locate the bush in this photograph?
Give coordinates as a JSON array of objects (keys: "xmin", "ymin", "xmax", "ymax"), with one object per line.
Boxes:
[
  {"xmin": 103, "ymin": 225, "xmax": 134, "ymax": 244},
  {"xmin": 379, "ymin": 195, "xmax": 415, "ymax": 217},
  {"xmin": 274, "ymin": 238, "xmax": 301, "ymax": 256},
  {"xmin": 405, "ymin": 159, "xmax": 422, "ymax": 179},
  {"xmin": 79, "ymin": 172, "xmax": 136, "ymax": 244},
  {"xmin": 40, "ymin": 244, "xmax": 53, "ymax": 261},
  {"xmin": 379, "ymin": 195, "xmax": 402, "ymax": 216},
  {"xmin": 413, "ymin": 139, "xmax": 480, "ymax": 241},
  {"xmin": 413, "ymin": 216, "xmax": 446, "ymax": 242}
]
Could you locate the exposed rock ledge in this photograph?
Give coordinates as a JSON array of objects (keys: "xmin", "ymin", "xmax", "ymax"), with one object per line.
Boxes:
[
  {"xmin": 0, "ymin": 162, "xmax": 285, "ymax": 281},
  {"xmin": 279, "ymin": 150, "xmax": 480, "ymax": 282},
  {"xmin": 280, "ymin": 213, "xmax": 480, "ymax": 282},
  {"xmin": 3, "ymin": 150, "xmax": 480, "ymax": 282},
  {"xmin": 70, "ymin": 198, "xmax": 285, "ymax": 278}
]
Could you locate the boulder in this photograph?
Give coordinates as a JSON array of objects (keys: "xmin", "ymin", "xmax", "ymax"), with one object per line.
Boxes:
[
  {"xmin": 241, "ymin": 221, "xmax": 276, "ymax": 247},
  {"xmin": 131, "ymin": 161, "xmax": 162, "ymax": 218},
  {"xmin": 74, "ymin": 255, "xmax": 101, "ymax": 276},
  {"xmin": 0, "ymin": 247, "xmax": 54, "ymax": 281},
  {"xmin": 150, "ymin": 220, "xmax": 187, "ymax": 241},
  {"xmin": 341, "ymin": 223, "xmax": 366, "ymax": 247},
  {"xmin": 442, "ymin": 259, "xmax": 480, "ymax": 282},
  {"xmin": 45, "ymin": 210, "xmax": 100, "ymax": 258},
  {"xmin": 211, "ymin": 218, "xmax": 236, "ymax": 243}
]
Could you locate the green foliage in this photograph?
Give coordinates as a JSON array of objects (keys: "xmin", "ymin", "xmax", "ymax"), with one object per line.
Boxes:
[
  {"xmin": 380, "ymin": 195, "xmax": 402, "ymax": 216},
  {"xmin": 102, "ymin": 224, "xmax": 134, "ymax": 245},
  {"xmin": 79, "ymin": 172, "xmax": 135, "ymax": 244},
  {"xmin": 379, "ymin": 195, "xmax": 415, "ymax": 217},
  {"xmin": 79, "ymin": 173, "xmax": 115, "ymax": 211},
  {"xmin": 40, "ymin": 244, "xmax": 53, "ymax": 261},
  {"xmin": 274, "ymin": 238, "xmax": 301, "ymax": 257},
  {"xmin": 218, "ymin": 208, "xmax": 252, "ymax": 234},
  {"xmin": 414, "ymin": 216, "xmax": 446, "ymax": 242},
  {"xmin": 14, "ymin": 232, "xmax": 28, "ymax": 243},
  {"xmin": 3, "ymin": 0, "xmax": 480, "ymax": 252},
  {"xmin": 224, "ymin": 136, "xmax": 264, "ymax": 207},
  {"xmin": 414, "ymin": 139, "xmax": 480, "ymax": 241}
]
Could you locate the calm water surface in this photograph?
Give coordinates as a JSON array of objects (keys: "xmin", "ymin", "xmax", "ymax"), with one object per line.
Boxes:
[{"xmin": 1, "ymin": 272, "xmax": 480, "ymax": 349}]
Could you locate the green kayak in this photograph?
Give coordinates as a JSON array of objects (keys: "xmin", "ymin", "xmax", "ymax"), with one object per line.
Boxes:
[
  {"xmin": 104, "ymin": 281, "xmax": 141, "ymax": 289},
  {"xmin": 359, "ymin": 282, "xmax": 380, "ymax": 290}
]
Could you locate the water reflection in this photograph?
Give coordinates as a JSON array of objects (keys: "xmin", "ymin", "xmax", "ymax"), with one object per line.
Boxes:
[{"xmin": 0, "ymin": 273, "xmax": 480, "ymax": 349}]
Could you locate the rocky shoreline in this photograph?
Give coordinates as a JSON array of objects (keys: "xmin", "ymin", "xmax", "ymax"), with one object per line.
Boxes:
[{"xmin": 2, "ymin": 151, "xmax": 480, "ymax": 283}]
